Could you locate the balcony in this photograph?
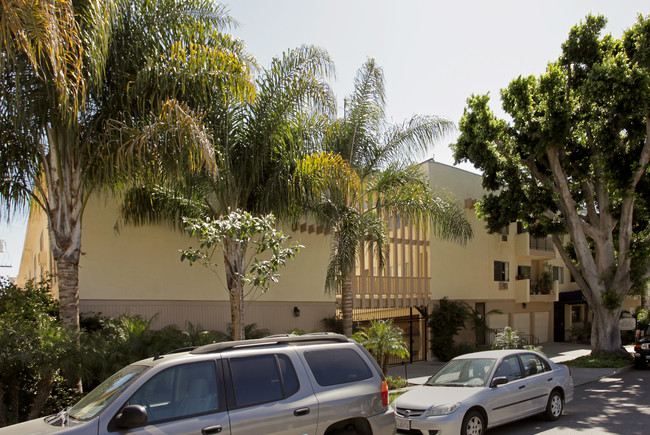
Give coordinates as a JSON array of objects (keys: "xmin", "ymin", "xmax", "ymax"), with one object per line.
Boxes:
[
  {"xmin": 348, "ymin": 275, "xmax": 430, "ymax": 309},
  {"xmin": 515, "ymin": 233, "xmax": 556, "ymax": 259},
  {"xmin": 514, "ymin": 278, "xmax": 559, "ymax": 303}
]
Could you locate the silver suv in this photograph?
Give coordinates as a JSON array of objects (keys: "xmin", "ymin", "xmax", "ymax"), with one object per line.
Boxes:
[{"xmin": 1, "ymin": 333, "xmax": 395, "ymax": 435}]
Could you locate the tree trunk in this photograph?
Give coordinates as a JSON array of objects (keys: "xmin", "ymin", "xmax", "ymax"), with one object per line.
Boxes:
[
  {"xmin": 0, "ymin": 383, "xmax": 7, "ymax": 428},
  {"xmin": 342, "ymin": 278, "xmax": 353, "ymax": 337},
  {"xmin": 590, "ymin": 303, "xmax": 627, "ymax": 357},
  {"xmin": 57, "ymin": 259, "xmax": 80, "ymax": 331},
  {"xmin": 28, "ymin": 377, "xmax": 53, "ymax": 420},
  {"xmin": 7, "ymin": 377, "xmax": 18, "ymax": 425},
  {"xmin": 224, "ymin": 238, "xmax": 246, "ymax": 341}
]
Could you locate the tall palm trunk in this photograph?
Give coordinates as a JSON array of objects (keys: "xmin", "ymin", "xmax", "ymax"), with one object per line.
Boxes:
[
  {"xmin": 341, "ymin": 278, "xmax": 353, "ymax": 337},
  {"xmin": 44, "ymin": 128, "xmax": 84, "ymax": 331},
  {"xmin": 224, "ymin": 237, "xmax": 246, "ymax": 341}
]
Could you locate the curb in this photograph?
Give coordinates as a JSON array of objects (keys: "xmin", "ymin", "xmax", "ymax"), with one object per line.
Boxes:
[{"xmin": 571, "ymin": 364, "xmax": 634, "ymax": 387}]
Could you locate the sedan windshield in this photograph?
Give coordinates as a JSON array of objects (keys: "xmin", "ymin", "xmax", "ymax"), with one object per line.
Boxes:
[
  {"xmin": 68, "ymin": 365, "xmax": 147, "ymax": 420},
  {"xmin": 426, "ymin": 358, "xmax": 496, "ymax": 387}
]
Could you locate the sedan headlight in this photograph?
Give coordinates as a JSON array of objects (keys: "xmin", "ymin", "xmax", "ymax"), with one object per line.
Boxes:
[
  {"xmin": 642, "ymin": 343, "xmax": 650, "ymax": 350},
  {"xmin": 426, "ymin": 402, "xmax": 461, "ymax": 416}
]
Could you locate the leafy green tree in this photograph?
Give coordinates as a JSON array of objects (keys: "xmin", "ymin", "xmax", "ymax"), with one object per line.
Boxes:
[
  {"xmin": 117, "ymin": 46, "xmax": 334, "ymax": 340},
  {"xmin": 0, "ymin": 0, "xmax": 252, "ymax": 330},
  {"xmin": 453, "ymin": 15, "xmax": 650, "ymax": 357},
  {"xmin": 180, "ymin": 210, "xmax": 302, "ymax": 340},
  {"xmin": 0, "ymin": 277, "xmax": 78, "ymax": 426},
  {"xmin": 352, "ymin": 319, "xmax": 409, "ymax": 374},
  {"xmin": 462, "ymin": 302, "xmax": 502, "ymax": 345},
  {"xmin": 301, "ymin": 59, "xmax": 473, "ymax": 336},
  {"xmin": 429, "ymin": 297, "xmax": 468, "ymax": 361}
]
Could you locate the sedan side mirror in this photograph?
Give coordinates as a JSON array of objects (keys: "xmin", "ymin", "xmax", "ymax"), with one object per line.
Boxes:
[
  {"xmin": 113, "ymin": 405, "xmax": 147, "ymax": 428},
  {"xmin": 490, "ymin": 376, "xmax": 508, "ymax": 388}
]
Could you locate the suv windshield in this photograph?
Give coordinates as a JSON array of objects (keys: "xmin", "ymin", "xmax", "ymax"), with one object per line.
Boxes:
[
  {"xmin": 425, "ymin": 358, "xmax": 496, "ymax": 387},
  {"xmin": 68, "ymin": 365, "xmax": 147, "ymax": 420}
]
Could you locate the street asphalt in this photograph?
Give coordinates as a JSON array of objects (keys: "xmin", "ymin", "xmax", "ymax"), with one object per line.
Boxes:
[{"xmin": 386, "ymin": 342, "xmax": 635, "ymax": 387}]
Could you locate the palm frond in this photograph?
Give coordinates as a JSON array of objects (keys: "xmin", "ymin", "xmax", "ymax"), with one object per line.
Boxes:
[
  {"xmin": 377, "ymin": 114, "xmax": 455, "ymax": 167},
  {"xmin": 372, "ymin": 168, "xmax": 473, "ymax": 244},
  {"xmin": 116, "ymin": 185, "xmax": 208, "ymax": 232}
]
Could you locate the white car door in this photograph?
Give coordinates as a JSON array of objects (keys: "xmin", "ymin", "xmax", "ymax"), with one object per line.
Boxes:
[
  {"xmin": 518, "ymin": 353, "xmax": 553, "ymax": 414},
  {"xmin": 487, "ymin": 355, "xmax": 528, "ymax": 426}
]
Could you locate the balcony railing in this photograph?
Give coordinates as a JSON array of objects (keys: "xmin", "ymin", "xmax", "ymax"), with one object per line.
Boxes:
[
  {"xmin": 529, "ymin": 237, "xmax": 554, "ymax": 252},
  {"xmin": 347, "ymin": 275, "xmax": 431, "ymax": 309}
]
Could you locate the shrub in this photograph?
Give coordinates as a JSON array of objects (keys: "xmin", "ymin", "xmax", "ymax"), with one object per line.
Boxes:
[
  {"xmin": 0, "ymin": 277, "xmax": 79, "ymax": 427},
  {"xmin": 386, "ymin": 375, "xmax": 408, "ymax": 390},
  {"xmin": 491, "ymin": 326, "xmax": 523, "ymax": 349},
  {"xmin": 429, "ymin": 297, "xmax": 468, "ymax": 361},
  {"xmin": 351, "ymin": 319, "xmax": 409, "ymax": 374}
]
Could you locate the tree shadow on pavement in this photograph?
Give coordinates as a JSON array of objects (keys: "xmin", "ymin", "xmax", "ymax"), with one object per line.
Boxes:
[{"xmin": 488, "ymin": 369, "xmax": 650, "ymax": 434}]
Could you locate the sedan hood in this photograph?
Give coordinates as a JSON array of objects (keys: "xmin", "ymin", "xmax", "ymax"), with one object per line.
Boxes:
[
  {"xmin": 0, "ymin": 416, "xmax": 98, "ymax": 435},
  {"xmin": 396, "ymin": 385, "xmax": 482, "ymax": 409}
]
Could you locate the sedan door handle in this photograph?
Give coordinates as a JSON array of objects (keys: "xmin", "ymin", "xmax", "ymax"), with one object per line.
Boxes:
[
  {"xmin": 202, "ymin": 425, "xmax": 222, "ymax": 434},
  {"xmin": 294, "ymin": 407, "xmax": 311, "ymax": 416},
  {"xmin": 547, "ymin": 377, "xmax": 553, "ymax": 382},
  {"xmin": 518, "ymin": 385, "xmax": 526, "ymax": 390}
]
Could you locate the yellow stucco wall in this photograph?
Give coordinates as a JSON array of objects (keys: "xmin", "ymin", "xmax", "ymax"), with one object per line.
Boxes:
[{"xmin": 78, "ymin": 195, "xmax": 333, "ymax": 303}]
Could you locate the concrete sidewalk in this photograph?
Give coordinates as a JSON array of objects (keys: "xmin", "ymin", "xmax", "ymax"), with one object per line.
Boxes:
[{"xmin": 386, "ymin": 342, "xmax": 634, "ymax": 387}]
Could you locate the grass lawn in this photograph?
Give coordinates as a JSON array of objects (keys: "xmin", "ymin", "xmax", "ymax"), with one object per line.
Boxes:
[{"xmin": 561, "ymin": 352, "xmax": 633, "ymax": 368}]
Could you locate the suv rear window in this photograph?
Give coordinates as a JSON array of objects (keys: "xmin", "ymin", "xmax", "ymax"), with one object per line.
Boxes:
[{"xmin": 304, "ymin": 348, "xmax": 373, "ymax": 386}]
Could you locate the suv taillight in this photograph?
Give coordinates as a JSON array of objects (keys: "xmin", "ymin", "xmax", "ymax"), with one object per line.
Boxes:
[{"xmin": 381, "ymin": 380, "xmax": 389, "ymax": 406}]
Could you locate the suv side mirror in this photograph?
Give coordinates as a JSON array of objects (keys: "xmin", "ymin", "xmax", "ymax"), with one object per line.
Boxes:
[
  {"xmin": 114, "ymin": 405, "xmax": 147, "ymax": 428},
  {"xmin": 490, "ymin": 376, "xmax": 508, "ymax": 388}
]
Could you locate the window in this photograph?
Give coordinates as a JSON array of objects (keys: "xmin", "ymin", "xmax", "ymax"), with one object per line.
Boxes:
[
  {"xmin": 494, "ymin": 261, "xmax": 509, "ymax": 282},
  {"xmin": 128, "ymin": 361, "xmax": 219, "ymax": 423},
  {"xmin": 553, "ymin": 266, "xmax": 564, "ymax": 284},
  {"xmin": 517, "ymin": 265, "xmax": 531, "ymax": 280},
  {"xmin": 304, "ymin": 348, "xmax": 373, "ymax": 386},
  {"xmin": 498, "ymin": 226, "xmax": 510, "ymax": 235},
  {"xmin": 571, "ymin": 305, "xmax": 583, "ymax": 323},
  {"xmin": 494, "ymin": 356, "xmax": 523, "ymax": 382},
  {"xmin": 229, "ymin": 354, "xmax": 299, "ymax": 408},
  {"xmin": 519, "ymin": 354, "xmax": 549, "ymax": 377}
]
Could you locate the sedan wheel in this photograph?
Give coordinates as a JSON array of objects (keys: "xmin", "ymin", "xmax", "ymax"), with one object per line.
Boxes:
[
  {"xmin": 544, "ymin": 390, "xmax": 564, "ymax": 421},
  {"xmin": 462, "ymin": 410, "xmax": 485, "ymax": 435}
]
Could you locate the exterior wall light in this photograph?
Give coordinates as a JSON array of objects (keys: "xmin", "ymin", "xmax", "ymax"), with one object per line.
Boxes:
[{"xmin": 293, "ymin": 306, "xmax": 301, "ymax": 317}]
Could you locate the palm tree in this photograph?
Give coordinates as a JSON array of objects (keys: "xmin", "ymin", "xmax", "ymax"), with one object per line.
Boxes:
[
  {"xmin": 303, "ymin": 59, "xmax": 473, "ymax": 336},
  {"xmin": 118, "ymin": 45, "xmax": 335, "ymax": 340},
  {"xmin": 0, "ymin": 0, "xmax": 253, "ymax": 330},
  {"xmin": 352, "ymin": 319, "xmax": 409, "ymax": 374}
]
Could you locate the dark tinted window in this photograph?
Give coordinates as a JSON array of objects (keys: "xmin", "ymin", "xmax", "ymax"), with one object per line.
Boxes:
[
  {"xmin": 494, "ymin": 355, "xmax": 523, "ymax": 382},
  {"xmin": 278, "ymin": 354, "xmax": 299, "ymax": 396},
  {"xmin": 230, "ymin": 354, "xmax": 298, "ymax": 408},
  {"xmin": 520, "ymin": 354, "xmax": 549, "ymax": 376},
  {"xmin": 127, "ymin": 361, "xmax": 219, "ymax": 423},
  {"xmin": 304, "ymin": 348, "xmax": 373, "ymax": 386}
]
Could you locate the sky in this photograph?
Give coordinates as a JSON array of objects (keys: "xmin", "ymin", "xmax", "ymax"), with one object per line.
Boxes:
[{"xmin": 0, "ymin": 0, "xmax": 647, "ymax": 278}]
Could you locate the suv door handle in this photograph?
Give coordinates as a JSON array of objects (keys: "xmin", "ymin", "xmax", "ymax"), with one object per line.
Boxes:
[
  {"xmin": 294, "ymin": 407, "xmax": 311, "ymax": 416},
  {"xmin": 202, "ymin": 425, "xmax": 222, "ymax": 434}
]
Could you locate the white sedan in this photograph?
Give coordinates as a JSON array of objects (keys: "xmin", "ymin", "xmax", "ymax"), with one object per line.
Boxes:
[{"xmin": 393, "ymin": 349, "xmax": 573, "ymax": 435}]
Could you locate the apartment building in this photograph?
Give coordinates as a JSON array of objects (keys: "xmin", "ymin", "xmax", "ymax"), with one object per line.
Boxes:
[{"xmin": 17, "ymin": 160, "xmax": 640, "ymax": 360}]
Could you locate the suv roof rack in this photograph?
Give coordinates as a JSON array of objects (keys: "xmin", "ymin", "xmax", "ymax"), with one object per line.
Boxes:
[{"xmin": 191, "ymin": 332, "xmax": 350, "ymax": 355}]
